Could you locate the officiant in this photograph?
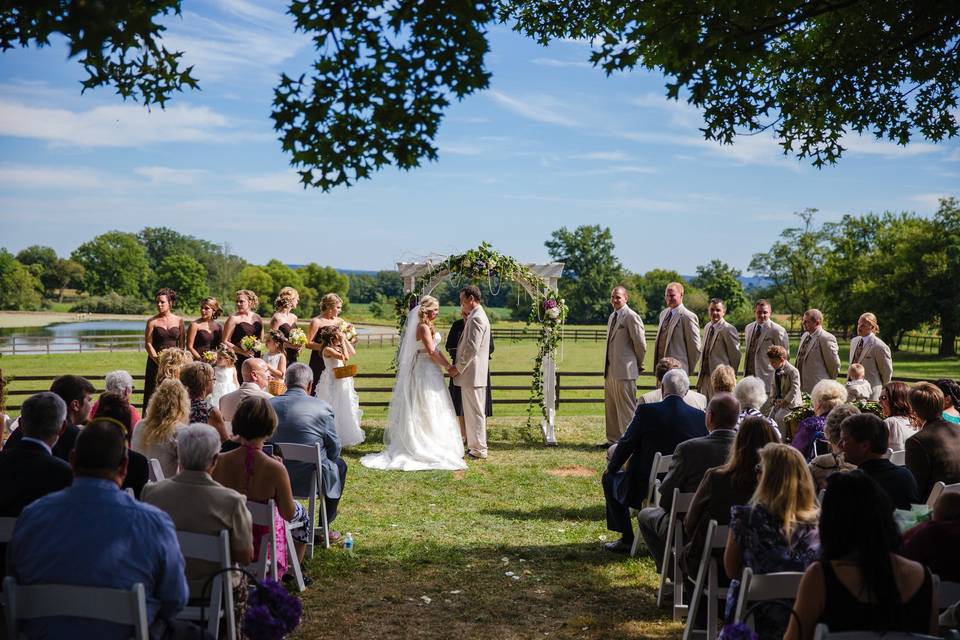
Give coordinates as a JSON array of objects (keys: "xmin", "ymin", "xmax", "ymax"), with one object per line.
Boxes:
[{"xmin": 446, "ymin": 308, "xmax": 494, "ymax": 443}]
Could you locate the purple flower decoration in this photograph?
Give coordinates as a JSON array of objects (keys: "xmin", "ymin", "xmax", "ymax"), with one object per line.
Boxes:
[
  {"xmin": 544, "ymin": 299, "xmax": 558, "ymax": 310},
  {"xmin": 719, "ymin": 623, "xmax": 758, "ymax": 640},
  {"xmin": 243, "ymin": 578, "xmax": 302, "ymax": 639}
]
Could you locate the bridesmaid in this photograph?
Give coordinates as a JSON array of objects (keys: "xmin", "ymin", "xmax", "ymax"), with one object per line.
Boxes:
[
  {"xmin": 187, "ymin": 297, "xmax": 223, "ymax": 361},
  {"xmin": 270, "ymin": 287, "xmax": 302, "ymax": 367},
  {"xmin": 143, "ymin": 287, "xmax": 185, "ymax": 410},
  {"xmin": 222, "ymin": 289, "xmax": 263, "ymax": 379},
  {"xmin": 306, "ymin": 293, "xmax": 355, "ymax": 386}
]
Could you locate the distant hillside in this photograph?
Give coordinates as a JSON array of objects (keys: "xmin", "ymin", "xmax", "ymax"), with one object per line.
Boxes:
[{"xmin": 681, "ymin": 275, "xmax": 772, "ymax": 291}]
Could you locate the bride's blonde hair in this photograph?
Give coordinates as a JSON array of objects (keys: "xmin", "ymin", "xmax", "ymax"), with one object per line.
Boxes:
[{"xmin": 418, "ymin": 296, "xmax": 439, "ymax": 329}]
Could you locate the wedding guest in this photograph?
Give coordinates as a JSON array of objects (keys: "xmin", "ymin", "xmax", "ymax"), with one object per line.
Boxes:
[
  {"xmin": 901, "ymin": 491, "xmax": 960, "ymax": 582},
  {"xmin": 935, "ymin": 378, "xmax": 960, "ymax": 425},
  {"xmin": 638, "ymin": 357, "xmax": 708, "ymax": 410},
  {"xmin": 219, "ymin": 358, "xmax": 273, "ymax": 424},
  {"xmin": 906, "ymin": 382, "xmax": 960, "ymax": 498},
  {"xmin": 155, "ymin": 347, "xmax": 193, "ymax": 389},
  {"xmin": 652, "ymin": 281, "xmax": 701, "ymax": 374},
  {"xmin": 180, "ymin": 362, "xmax": 229, "ymax": 442},
  {"xmin": 839, "ymin": 413, "xmax": 920, "ymax": 510},
  {"xmin": 710, "ymin": 364, "xmax": 737, "ymax": 395},
  {"xmin": 262, "ymin": 330, "xmax": 288, "ymax": 380},
  {"xmin": 696, "ymin": 298, "xmax": 740, "ymax": 400},
  {"xmin": 131, "ymin": 379, "xmax": 190, "ymax": 478},
  {"xmin": 186, "ymin": 296, "xmax": 223, "ymax": 361},
  {"xmin": 222, "ymin": 289, "xmax": 263, "ymax": 379},
  {"xmin": 795, "ymin": 308, "xmax": 841, "ymax": 394},
  {"xmin": 602, "ymin": 285, "xmax": 647, "ymax": 445},
  {"xmin": 849, "ymin": 312, "xmax": 893, "ymax": 400},
  {"xmin": 306, "ymin": 293, "xmax": 353, "ymax": 387},
  {"xmin": 4, "ymin": 375, "xmax": 94, "ymax": 461},
  {"xmin": 880, "ymin": 381, "xmax": 919, "ymax": 451},
  {"xmin": 0, "ymin": 368, "xmax": 8, "ymax": 441},
  {"xmin": 89, "ymin": 370, "xmax": 140, "ymax": 426},
  {"xmin": 270, "ymin": 286, "xmax": 302, "ymax": 367},
  {"xmin": 733, "ymin": 376, "xmax": 781, "ymax": 438},
  {"xmin": 743, "ymin": 300, "xmax": 790, "ymax": 390},
  {"xmin": 761, "ymin": 345, "xmax": 802, "ymax": 430},
  {"xmin": 143, "ymin": 287, "xmax": 185, "ymax": 410},
  {"xmin": 785, "ymin": 472, "xmax": 938, "ymax": 640},
  {"xmin": 92, "ymin": 391, "xmax": 150, "ymax": 498},
  {"xmin": 724, "ymin": 443, "xmax": 820, "ymax": 638},
  {"xmin": 210, "ymin": 346, "xmax": 240, "ymax": 407},
  {"xmin": 791, "ymin": 379, "xmax": 848, "ymax": 461},
  {"xmin": 447, "ymin": 308, "xmax": 495, "ymax": 444},
  {"xmin": 808, "ymin": 404, "xmax": 859, "ymax": 491},
  {"xmin": 844, "ymin": 363, "xmax": 873, "ymax": 401}
]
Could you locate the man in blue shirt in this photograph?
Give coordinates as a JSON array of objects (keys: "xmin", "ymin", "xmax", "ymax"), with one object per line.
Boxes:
[{"xmin": 9, "ymin": 419, "xmax": 191, "ymax": 639}]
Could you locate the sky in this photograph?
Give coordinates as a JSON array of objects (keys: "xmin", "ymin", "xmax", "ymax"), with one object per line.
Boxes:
[{"xmin": 1, "ymin": 0, "xmax": 958, "ymax": 276}]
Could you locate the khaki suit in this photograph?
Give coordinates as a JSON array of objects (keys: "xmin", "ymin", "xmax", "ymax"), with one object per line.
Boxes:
[
  {"xmin": 795, "ymin": 327, "xmax": 841, "ymax": 393},
  {"xmin": 761, "ymin": 362, "xmax": 802, "ymax": 429},
  {"xmin": 218, "ymin": 382, "xmax": 273, "ymax": 423},
  {"xmin": 638, "ymin": 388, "xmax": 708, "ymax": 411},
  {"xmin": 653, "ymin": 304, "xmax": 701, "ymax": 373},
  {"xmin": 604, "ymin": 305, "xmax": 647, "ymax": 443},
  {"xmin": 695, "ymin": 320, "xmax": 741, "ymax": 399},
  {"xmin": 850, "ymin": 335, "xmax": 893, "ymax": 400},
  {"xmin": 743, "ymin": 320, "xmax": 790, "ymax": 389},
  {"xmin": 454, "ymin": 306, "xmax": 491, "ymax": 458}
]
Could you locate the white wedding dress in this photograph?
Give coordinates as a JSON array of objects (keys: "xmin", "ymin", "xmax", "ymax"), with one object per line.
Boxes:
[
  {"xmin": 361, "ymin": 311, "xmax": 467, "ymax": 471},
  {"xmin": 314, "ymin": 355, "xmax": 365, "ymax": 447}
]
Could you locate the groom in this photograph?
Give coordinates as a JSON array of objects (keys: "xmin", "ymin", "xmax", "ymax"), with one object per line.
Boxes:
[{"xmin": 448, "ymin": 285, "xmax": 491, "ymax": 460}]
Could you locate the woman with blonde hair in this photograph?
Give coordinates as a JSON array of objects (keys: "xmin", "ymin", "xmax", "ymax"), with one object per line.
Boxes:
[
  {"xmin": 270, "ymin": 286, "xmax": 302, "ymax": 367},
  {"xmin": 131, "ymin": 378, "xmax": 190, "ymax": 478},
  {"xmin": 222, "ymin": 289, "xmax": 263, "ymax": 379},
  {"xmin": 186, "ymin": 296, "xmax": 223, "ymax": 360},
  {"xmin": 710, "ymin": 364, "xmax": 737, "ymax": 395},
  {"xmin": 361, "ymin": 295, "xmax": 466, "ymax": 471},
  {"xmin": 792, "ymin": 379, "xmax": 848, "ymax": 461},
  {"xmin": 724, "ymin": 442, "xmax": 821, "ymax": 638},
  {"xmin": 306, "ymin": 292, "xmax": 354, "ymax": 386},
  {"xmin": 155, "ymin": 348, "xmax": 193, "ymax": 386},
  {"xmin": 180, "ymin": 362, "xmax": 229, "ymax": 442}
]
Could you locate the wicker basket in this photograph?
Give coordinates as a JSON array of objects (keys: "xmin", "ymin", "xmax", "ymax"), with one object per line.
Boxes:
[
  {"xmin": 268, "ymin": 379, "xmax": 287, "ymax": 396},
  {"xmin": 333, "ymin": 364, "xmax": 358, "ymax": 379}
]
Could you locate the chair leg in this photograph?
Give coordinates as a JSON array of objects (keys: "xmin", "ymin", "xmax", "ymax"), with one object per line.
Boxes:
[
  {"xmin": 285, "ymin": 525, "xmax": 306, "ymax": 592},
  {"xmin": 305, "ymin": 493, "xmax": 316, "ymax": 560},
  {"xmin": 673, "ymin": 526, "xmax": 687, "ymax": 620},
  {"xmin": 319, "ymin": 497, "xmax": 330, "ymax": 550},
  {"xmin": 206, "ymin": 576, "xmax": 222, "ymax": 640},
  {"xmin": 657, "ymin": 517, "xmax": 676, "ymax": 608},
  {"xmin": 629, "ymin": 512, "xmax": 641, "ymax": 557},
  {"xmin": 223, "ymin": 570, "xmax": 237, "ymax": 640},
  {"xmin": 706, "ymin": 561, "xmax": 718, "ymax": 640}
]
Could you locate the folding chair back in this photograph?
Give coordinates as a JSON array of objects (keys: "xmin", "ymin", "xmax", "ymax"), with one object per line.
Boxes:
[
  {"xmin": 644, "ymin": 452, "xmax": 673, "ymax": 507},
  {"xmin": 273, "ymin": 441, "xmax": 329, "ymax": 555},
  {"xmin": 889, "ymin": 449, "xmax": 906, "ymax": 466},
  {"xmin": 656, "ymin": 488, "xmax": 696, "ymax": 619},
  {"xmin": 0, "ymin": 516, "xmax": 17, "ymax": 543},
  {"xmin": 683, "ymin": 519, "xmax": 730, "ymax": 640},
  {"xmin": 733, "ymin": 566, "xmax": 804, "ymax": 625},
  {"xmin": 245, "ymin": 499, "xmax": 278, "ymax": 582},
  {"xmin": 3, "ymin": 576, "xmax": 149, "ymax": 640},
  {"xmin": 148, "ymin": 458, "xmax": 165, "ymax": 482},
  {"xmin": 939, "ymin": 578, "xmax": 960, "ymax": 611},
  {"xmin": 176, "ymin": 529, "xmax": 236, "ymax": 640}
]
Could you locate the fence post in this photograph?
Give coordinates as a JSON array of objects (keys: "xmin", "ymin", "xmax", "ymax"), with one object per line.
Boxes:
[
  {"xmin": 11, "ymin": 336, "xmax": 15, "ymax": 356},
  {"xmin": 555, "ymin": 372, "xmax": 561, "ymax": 409}
]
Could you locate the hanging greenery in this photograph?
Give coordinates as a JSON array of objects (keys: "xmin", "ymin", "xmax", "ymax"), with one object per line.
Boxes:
[{"xmin": 394, "ymin": 242, "xmax": 567, "ymax": 423}]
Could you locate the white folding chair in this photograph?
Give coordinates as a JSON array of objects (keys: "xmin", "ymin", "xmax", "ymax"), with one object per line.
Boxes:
[
  {"xmin": 274, "ymin": 442, "xmax": 329, "ymax": 556},
  {"xmin": 630, "ymin": 453, "xmax": 674, "ymax": 557},
  {"xmin": 0, "ymin": 516, "xmax": 17, "ymax": 543},
  {"xmin": 244, "ymin": 499, "xmax": 305, "ymax": 592},
  {"xmin": 683, "ymin": 519, "xmax": 730, "ymax": 640},
  {"xmin": 176, "ymin": 530, "xmax": 237, "ymax": 640},
  {"xmin": 656, "ymin": 488, "xmax": 697, "ymax": 619},
  {"xmin": 812, "ymin": 624, "xmax": 941, "ymax": 639},
  {"xmin": 148, "ymin": 458, "xmax": 165, "ymax": 482},
  {"xmin": 889, "ymin": 449, "xmax": 906, "ymax": 466},
  {"xmin": 817, "ymin": 488, "xmax": 826, "ymax": 505},
  {"xmin": 3, "ymin": 576, "xmax": 150, "ymax": 640},
  {"xmin": 733, "ymin": 566, "xmax": 804, "ymax": 627}
]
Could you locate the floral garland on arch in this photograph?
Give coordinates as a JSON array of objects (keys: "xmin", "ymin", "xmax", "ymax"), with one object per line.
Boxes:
[{"xmin": 393, "ymin": 242, "xmax": 567, "ymax": 423}]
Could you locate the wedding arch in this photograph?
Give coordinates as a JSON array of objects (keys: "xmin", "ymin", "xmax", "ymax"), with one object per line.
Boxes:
[{"xmin": 395, "ymin": 242, "xmax": 566, "ymax": 444}]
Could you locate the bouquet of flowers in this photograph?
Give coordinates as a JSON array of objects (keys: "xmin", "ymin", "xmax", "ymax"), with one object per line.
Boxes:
[
  {"xmin": 543, "ymin": 296, "xmax": 566, "ymax": 322},
  {"xmin": 202, "ymin": 351, "xmax": 217, "ymax": 364},
  {"xmin": 287, "ymin": 327, "xmax": 307, "ymax": 348},
  {"xmin": 242, "ymin": 578, "xmax": 302, "ymax": 639},
  {"xmin": 240, "ymin": 335, "xmax": 264, "ymax": 353},
  {"xmin": 339, "ymin": 320, "xmax": 358, "ymax": 344}
]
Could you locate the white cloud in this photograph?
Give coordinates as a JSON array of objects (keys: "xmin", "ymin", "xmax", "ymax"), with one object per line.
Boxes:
[
  {"xmin": 438, "ymin": 142, "xmax": 483, "ymax": 156},
  {"xmin": 572, "ymin": 151, "xmax": 632, "ymax": 161},
  {"xmin": 486, "ymin": 90, "xmax": 580, "ymax": 127},
  {"xmin": 840, "ymin": 135, "xmax": 942, "ymax": 158},
  {"xmin": 133, "ymin": 166, "xmax": 207, "ymax": 185},
  {"xmin": 531, "ymin": 57, "xmax": 592, "ymax": 69},
  {"xmin": 630, "ymin": 93, "xmax": 704, "ymax": 130},
  {"xmin": 234, "ymin": 171, "xmax": 306, "ymax": 194},
  {"xmin": 910, "ymin": 193, "xmax": 950, "ymax": 208},
  {"xmin": 0, "ymin": 164, "xmax": 119, "ymax": 190}
]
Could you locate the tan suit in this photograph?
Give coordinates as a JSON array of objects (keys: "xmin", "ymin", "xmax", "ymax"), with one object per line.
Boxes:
[
  {"xmin": 695, "ymin": 319, "xmax": 741, "ymax": 399},
  {"xmin": 795, "ymin": 327, "xmax": 840, "ymax": 393},
  {"xmin": 454, "ymin": 305, "xmax": 491, "ymax": 458},
  {"xmin": 849, "ymin": 334, "xmax": 893, "ymax": 400},
  {"xmin": 743, "ymin": 320, "xmax": 790, "ymax": 389},
  {"xmin": 604, "ymin": 305, "xmax": 647, "ymax": 443},
  {"xmin": 653, "ymin": 304, "xmax": 701, "ymax": 373},
  {"xmin": 638, "ymin": 388, "xmax": 708, "ymax": 411},
  {"xmin": 761, "ymin": 362, "xmax": 802, "ymax": 428},
  {"xmin": 219, "ymin": 382, "xmax": 273, "ymax": 423}
]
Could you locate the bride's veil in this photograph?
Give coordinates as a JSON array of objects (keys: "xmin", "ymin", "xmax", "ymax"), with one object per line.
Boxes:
[{"xmin": 385, "ymin": 304, "xmax": 421, "ymax": 445}]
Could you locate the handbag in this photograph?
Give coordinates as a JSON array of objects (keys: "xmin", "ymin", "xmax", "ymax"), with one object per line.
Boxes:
[{"xmin": 196, "ymin": 567, "xmax": 302, "ymax": 640}]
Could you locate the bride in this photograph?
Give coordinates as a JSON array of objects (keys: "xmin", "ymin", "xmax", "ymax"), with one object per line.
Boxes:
[{"xmin": 360, "ymin": 296, "xmax": 467, "ymax": 471}]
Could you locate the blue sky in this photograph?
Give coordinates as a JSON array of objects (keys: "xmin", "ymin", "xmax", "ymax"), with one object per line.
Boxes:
[{"xmin": 1, "ymin": 0, "xmax": 957, "ymax": 275}]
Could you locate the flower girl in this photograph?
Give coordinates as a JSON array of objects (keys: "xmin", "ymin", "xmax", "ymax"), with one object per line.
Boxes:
[
  {"xmin": 314, "ymin": 325, "xmax": 364, "ymax": 447},
  {"xmin": 209, "ymin": 346, "xmax": 240, "ymax": 406},
  {"xmin": 263, "ymin": 330, "xmax": 288, "ymax": 380}
]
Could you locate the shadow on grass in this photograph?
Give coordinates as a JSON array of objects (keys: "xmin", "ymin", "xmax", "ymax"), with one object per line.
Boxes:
[{"xmin": 481, "ymin": 505, "xmax": 605, "ymax": 522}]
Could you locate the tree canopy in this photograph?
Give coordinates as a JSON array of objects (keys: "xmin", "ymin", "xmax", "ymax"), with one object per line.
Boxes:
[{"xmin": 545, "ymin": 225, "xmax": 623, "ymax": 324}]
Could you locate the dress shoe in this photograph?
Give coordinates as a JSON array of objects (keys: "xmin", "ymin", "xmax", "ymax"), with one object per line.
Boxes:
[
  {"xmin": 465, "ymin": 451, "xmax": 487, "ymax": 460},
  {"xmin": 314, "ymin": 529, "xmax": 342, "ymax": 545},
  {"xmin": 603, "ymin": 539, "xmax": 633, "ymax": 555}
]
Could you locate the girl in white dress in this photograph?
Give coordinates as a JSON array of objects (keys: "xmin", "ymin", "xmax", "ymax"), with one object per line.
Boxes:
[
  {"xmin": 209, "ymin": 347, "xmax": 240, "ymax": 407},
  {"xmin": 262, "ymin": 331, "xmax": 288, "ymax": 380},
  {"xmin": 313, "ymin": 325, "xmax": 365, "ymax": 447},
  {"xmin": 361, "ymin": 296, "xmax": 467, "ymax": 471}
]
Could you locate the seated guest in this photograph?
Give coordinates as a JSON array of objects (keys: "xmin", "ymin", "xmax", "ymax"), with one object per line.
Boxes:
[
  {"xmin": 8, "ymin": 420, "xmax": 192, "ymax": 639},
  {"xmin": 212, "ymin": 397, "xmax": 312, "ymax": 572},
  {"xmin": 902, "ymin": 492, "xmax": 960, "ymax": 582},
  {"xmin": 638, "ymin": 357, "xmax": 708, "ymax": 409},
  {"xmin": 844, "ymin": 363, "xmax": 873, "ymax": 401},
  {"xmin": 602, "ymin": 369, "xmax": 707, "ymax": 554},
  {"xmin": 761, "ymin": 345, "xmax": 802, "ymax": 429},
  {"xmin": 219, "ymin": 358, "xmax": 273, "ymax": 423},
  {"xmin": 180, "ymin": 362, "xmax": 229, "ymax": 442},
  {"xmin": 681, "ymin": 416, "xmax": 780, "ymax": 573},
  {"xmin": 4, "ymin": 374, "xmax": 94, "ymax": 460},
  {"xmin": 710, "ymin": 365, "xmax": 737, "ymax": 395},
  {"xmin": 143, "ymin": 424, "xmax": 254, "ymax": 594},
  {"xmin": 0, "ymin": 368, "xmax": 8, "ymax": 439},
  {"xmin": 635, "ymin": 393, "xmax": 740, "ymax": 566},
  {"xmin": 840, "ymin": 413, "xmax": 920, "ymax": 510},
  {"xmin": 92, "ymin": 391, "xmax": 150, "ymax": 498},
  {"xmin": 90, "ymin": 370, "xmax": 141, "ymax": 426},
  {"xmin": 131, "ymin": 378, "xmax": 190, "ymax": 478},
  {"xmin": 906, "ymin": 382, "xmax": 960, "ymax": 498},
  {"xmin": 785, "ymin": 472, "xmax": 938, "ymax": 640},
  {"xmin": 808, "ymin": 404, "xmax": 859, "ymax": 491},
  {"xmin": 881, "ymin": 381, "xmax": 919, "ymax": 451},
  {"xmin": 935, "ymin": 378, "xmax": 960, "ymax": 425},
  {"xmin": 724, "ymin": 443, "xmax": 820, "ymax": 639},
  {"xmin": 791, "ymin": 379, "xmax": 848, "ymax": 462},
  {"xmin": 271, "ymin": 363, "xmax": 346, "ymax": 543},
  {"xmin": 734, "ymin": 376, "xmax": 781, "ymax": 437},
  {"xmin": 156, "ymin": 347, "xmax": 194, "ymax": 387}
]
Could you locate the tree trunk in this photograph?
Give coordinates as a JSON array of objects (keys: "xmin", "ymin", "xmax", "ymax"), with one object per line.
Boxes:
[
  {"xmin": 58, "ymin": 287, "xmax": 65, "ymax": 303},
  {"xmin": 940, "ymin": 326, "xmax": 958, "ymax": 357}
]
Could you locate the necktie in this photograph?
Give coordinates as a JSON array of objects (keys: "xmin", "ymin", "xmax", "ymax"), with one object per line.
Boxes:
[
  {"xmin": 605, "ymin": 311, "xmax": 617, "ymax": 376},
  {"xmin": 700, "ymin": 325, "xmax": 714, "ymax": 372},
  {"xmin": 655, "ymin": 310, "xmax": 672, "ymax": 362},
  {"xmin": 797, "ymin": 335, "xmax": 810, "ymax": 364},
  {"xmin": 852, "ymin": 339, "xmax": 864, "ymax": 363},
  {"xmin": 745, "ymin": 324, "xmax": 762, "ymax": 376}
]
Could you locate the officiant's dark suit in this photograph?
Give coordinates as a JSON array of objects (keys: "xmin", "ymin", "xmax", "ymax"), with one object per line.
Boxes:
[{"xmin": 602, "ymin": 394, "xmax": 707, "ymax": 543}]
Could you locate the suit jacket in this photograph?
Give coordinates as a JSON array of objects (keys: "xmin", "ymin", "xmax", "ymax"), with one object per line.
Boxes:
[
  {"xmin": 849, "ymin": 334, "xmax": 893, "ymax": 400},
  {"xmin": 605, "ymin": 305, "xmax": 647, "ymax": 380},
  {"xmin": 658, "ymin": 429, "xmax": 737, "ymax": 513},
  {"xmin": 654, "ymin": 304, "xmax": 701, "ymax": 373},
  {"xmin": 696, "ymin": 320, "xmax": 741, "ymax": 396},
  {"xmin": 638, "ymin": 388, "xmax": 708, "ymax": 410},
  {"xmin": 795, "ymin": 327, "xmax": 841, "ymax": 393},
  {"xmin": 762, "ymin": 362, "xmax": 803, "ymax": 424},
  {"xmin": 743, "ymin": 320, "xmax": 790, "ymax": 389},
  {"xmin": 0, "ymin": 439, "xmax": 73, "ymax": 517},
  {"xmin": 454, "ymin": 305, "xmax": 491, "ymax": 388},
  {"xmin": 906, "ymin": 419, "xmax": 960, "ymax": 499},
  {"xmin": 219, "ymin": 382, "xmax": 273, "ymax": 423},
  {"xmin": 4, "ymin": 423, "xmax": 79, "ymax": 462},
  {"xmin": 857, "ymin": 458, "xmax": 920, "ymax": 511},
  {"xmin": 606, "ymin": 395, "xmax": 707, "ymax": 509},
  {"xmin": 270, "ymin": 387, "xmax": 342, "ymax": 499}
]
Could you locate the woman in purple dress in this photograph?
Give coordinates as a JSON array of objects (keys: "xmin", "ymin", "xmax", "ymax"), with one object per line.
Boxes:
[
  {"xmin": 143, "ymin": 287, "xmax": 184, "ymax": 410},
  {"xmin": 222, "ymin": 289, "xmax": 263, "ymax": 379}
]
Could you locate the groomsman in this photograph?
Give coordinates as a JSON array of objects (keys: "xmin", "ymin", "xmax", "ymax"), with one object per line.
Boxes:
[
  {"xmin": 603, "ymin": 286, "xmax": 647, "ymax": 445},
  {"xmin": 849, "ymin": 312, "xmax": 893, "ymax": 400},
  {"xmin": 652, "ymin": 282, "xmax": 701, "ymax": 374},
  {"xmin": 743, "ymin": 300, "xmax": 790, "ymax": 390},
  {"xmin": 695, "ymin": 298, "xmax": 741, "ymax": 399},
  {"xmin": 795, "ymin": 308, "xmax": 841, "ymax": 393},
  {"xmin": 762, "ymin": 345, "xmax": 802, "ymax": 427}
]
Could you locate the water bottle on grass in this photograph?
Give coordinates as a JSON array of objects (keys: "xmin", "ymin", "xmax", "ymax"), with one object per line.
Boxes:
[{"xmin": 344, "ymin": 532, "xmax": 354, "ymax": 556}]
